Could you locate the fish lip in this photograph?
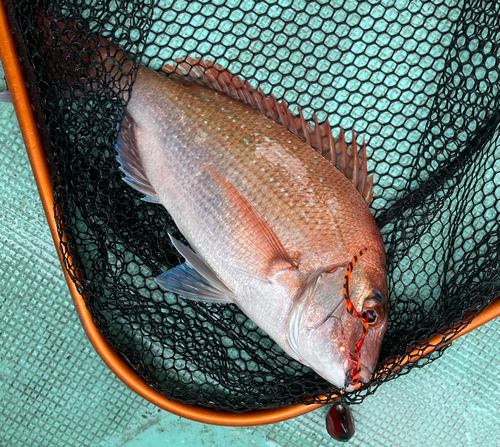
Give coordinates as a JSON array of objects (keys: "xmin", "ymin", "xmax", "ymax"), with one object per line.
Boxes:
[
  {"xmin": 342, "ymin": 359, "xmax": 374, "ymax": 386},
  {"xmin": 359, "ymin": 362, "xmax": 374, "ymax": 383}
]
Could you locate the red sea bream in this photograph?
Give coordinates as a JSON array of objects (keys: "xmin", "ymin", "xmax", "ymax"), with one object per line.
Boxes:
[{"xmin": 115, "ymin": 58, "xmax": 388, "ymax": 390}]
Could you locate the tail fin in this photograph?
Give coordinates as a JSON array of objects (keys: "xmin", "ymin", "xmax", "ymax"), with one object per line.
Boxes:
[{"xmin": 35, "ymin": 11, "xmax": 135, "ymax": 100}]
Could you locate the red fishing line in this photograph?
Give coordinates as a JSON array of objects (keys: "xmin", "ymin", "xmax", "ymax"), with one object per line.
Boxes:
[{"xmin": 343, "ymin": 248, "xmax": 370, "ymax": 387}]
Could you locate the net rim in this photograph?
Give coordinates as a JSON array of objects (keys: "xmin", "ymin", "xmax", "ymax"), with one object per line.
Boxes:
[{"xmin": 1, "ymin": 0, "xmax": 498, "ymax": 425}]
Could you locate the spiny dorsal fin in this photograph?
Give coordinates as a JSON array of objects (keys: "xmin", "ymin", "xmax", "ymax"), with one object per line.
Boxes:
[{"xmin": 162, "ymin": 58, "xmax": 374, "ymax": 206}]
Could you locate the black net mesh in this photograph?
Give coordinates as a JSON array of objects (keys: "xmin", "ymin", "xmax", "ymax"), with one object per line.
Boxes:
[{"xmin": 5, "ymin": 0, "xmax": 499, "ymax": 412}]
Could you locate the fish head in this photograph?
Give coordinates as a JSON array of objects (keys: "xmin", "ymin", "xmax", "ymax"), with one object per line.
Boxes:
[
  {"xmin": 343, "ymin": 254, "xmax": 388, "ymax": 387},
  {"xmin": 286, "ymin": 254, "xmax": 388, "ymax": 390}
]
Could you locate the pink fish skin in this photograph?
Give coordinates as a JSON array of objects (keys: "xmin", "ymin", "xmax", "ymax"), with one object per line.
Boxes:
[
  {"xmin": 113, "ymin": 58, "xmax": 388, "ymax": 390},
  {"xmin": 48, "ymin": 16, "xmax": 391, "ymax": 389}
]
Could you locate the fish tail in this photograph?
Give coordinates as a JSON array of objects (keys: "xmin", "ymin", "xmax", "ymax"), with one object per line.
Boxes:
[{"xmin": 35, "ymin": 9, "xmax": 134, "ymax": 100}]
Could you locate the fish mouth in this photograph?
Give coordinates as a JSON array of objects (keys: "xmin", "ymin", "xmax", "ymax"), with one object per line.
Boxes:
[{"xmin": 343, "ymin": 359, "xmax": 374, "ymax": 387}]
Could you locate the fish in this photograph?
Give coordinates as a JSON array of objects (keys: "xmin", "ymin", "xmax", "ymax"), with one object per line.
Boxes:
[
  {"xmin": 110, "ymin": 55, "xmax": 389, "ymax": 391},
  {"xmin": 33, "ymin": 15, "xmax": 390, "ymax": 389}
]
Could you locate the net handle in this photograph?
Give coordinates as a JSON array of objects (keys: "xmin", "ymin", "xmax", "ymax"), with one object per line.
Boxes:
[{"xmin": 1, "ymin": 0, "xmax": 498, "ymax": 425}]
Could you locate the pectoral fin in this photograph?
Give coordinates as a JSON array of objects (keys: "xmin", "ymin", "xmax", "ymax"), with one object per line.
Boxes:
[{"xmin": 205, "ymin": 165, "xmax": 296, "ymax": 280}]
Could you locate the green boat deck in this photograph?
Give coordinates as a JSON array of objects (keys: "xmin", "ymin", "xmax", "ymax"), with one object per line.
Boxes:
[{"xmin": 0, "ymin": 64, "xmax": 498, "ymax": 447}]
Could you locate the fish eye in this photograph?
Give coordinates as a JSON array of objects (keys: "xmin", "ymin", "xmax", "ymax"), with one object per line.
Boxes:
[
  {"xmin": 361, "ymin": 297, "xmax": 385, "ymax": 325},
  {"xmin": 362, "ymin": 309, "xmax": 378, "ymax": 324}
]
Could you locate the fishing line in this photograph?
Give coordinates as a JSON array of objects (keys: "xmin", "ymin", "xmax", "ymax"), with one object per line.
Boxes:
[{"xmin": 343, "ymin": 248, "xmax": 369, "ymax": 386}]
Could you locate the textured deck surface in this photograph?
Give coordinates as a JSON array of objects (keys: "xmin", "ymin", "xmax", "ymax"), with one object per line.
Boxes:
[{"xmin": 0, "ymin": 66, "xmax": 499, "ymax": 447}]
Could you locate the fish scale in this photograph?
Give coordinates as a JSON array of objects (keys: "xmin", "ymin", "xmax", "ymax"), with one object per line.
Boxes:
[
  {"xmin": 138, "ymin": 74, "xmax": 339, "ymax": 260},
  {"xmin": 119, "ymin": 60, "xmax": 388, "ymax": 389}
]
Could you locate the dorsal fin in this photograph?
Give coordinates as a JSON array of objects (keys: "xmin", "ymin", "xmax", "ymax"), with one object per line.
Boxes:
[{"xmin": 162, "ymin": 58, "xmax": 374, "ymax": 206}]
